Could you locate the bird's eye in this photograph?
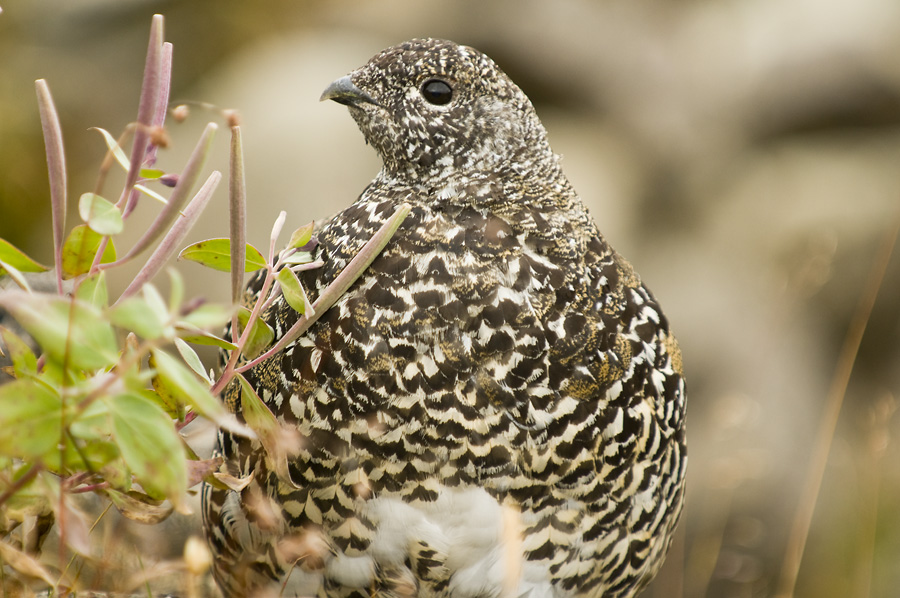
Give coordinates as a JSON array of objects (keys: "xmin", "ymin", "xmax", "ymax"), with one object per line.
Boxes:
[{"xmin": 421, "ymin": 79, "xmax": 453, "ymax": 105}]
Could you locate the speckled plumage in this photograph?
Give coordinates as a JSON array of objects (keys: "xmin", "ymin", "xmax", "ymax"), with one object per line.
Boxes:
[{"xmin": 202, "ymin": 38, "xmax": 686, "ymax": 598}]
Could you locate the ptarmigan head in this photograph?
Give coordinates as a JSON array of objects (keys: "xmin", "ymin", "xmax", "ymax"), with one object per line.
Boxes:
[{"xmin": 320, "ymin": 38, "xmax": 553, "ymax": 184}]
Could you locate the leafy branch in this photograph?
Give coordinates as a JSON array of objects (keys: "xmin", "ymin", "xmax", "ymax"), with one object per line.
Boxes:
[{"xmin": 0, "ymin": 13, "xmax": 408, "ymax": 595}]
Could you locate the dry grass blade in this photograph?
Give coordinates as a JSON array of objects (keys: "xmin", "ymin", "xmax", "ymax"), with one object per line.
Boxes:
[{"xmin": 775, "ymin": 209, "xmax": 900, "ymax": 598}]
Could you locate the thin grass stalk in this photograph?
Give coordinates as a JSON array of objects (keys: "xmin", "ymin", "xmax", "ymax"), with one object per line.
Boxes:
[
  {"xmin": 775, "ymin": 211, "xmax": 900, "ymax": 598},
  {"xmin": 855, "ymin": 393, "xmax": 895, "ymax": 598},
  {"xmin": 35, "ymin": 79, "xmax": 67, "ymax": 295}
]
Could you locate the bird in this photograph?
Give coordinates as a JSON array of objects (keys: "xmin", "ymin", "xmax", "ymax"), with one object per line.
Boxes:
[{"xmin": 202, "ymin": 38, "xmax": 686, "ymax": 598}]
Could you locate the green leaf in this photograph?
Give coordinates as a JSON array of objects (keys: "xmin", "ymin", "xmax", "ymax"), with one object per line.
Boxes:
[
  {"xmin": 167, "ymin": 268, "xmax": 185, "ymax": 313},
  {"xmin": 75, "ymin": 271, "xmax": 109, "ymax": 308},
  {"xmin": 69, "ymin": 398, "xmax": 113, "ymax": 440},
  {"xmin": 237, "ymin": 307, "xmax": 274, "ymax": 360},
  {"xmin": 179, "ymin": 303, "xmax": 233, "ymax": 331},
  {"xmin": 0, "ymin": 259, "xmax": 32, "ymax": 292},
  {"xmin": 108, "ymin": 296, "xmax": 167, "ymax": 340},
  {"xmin": 142, "ymin": 283, "xmax": 171, "ymax": 326},
  {"xmin": 106, "ymin": 392, "xmax": 187, "ymax": 504},
  {"xmin": 236, "ymin": 372, "xmax": 295, "ymax": 486},
  {"xmin": 91, "ymin": 127, "xmax": 131, "ymax": 172},
  {"xmin": 150, "ymin": 348, "xmax": 225, "ymax": 420},
  {"xmin": 176, "ymin": 327, "xmax": 238, "ymax": 351},
  {"xmin": 0, "ymin": 238, "xmax": 48, "ymax": 274},
  {"xmin": 78, "ymin": 193, "xmax": 123, "ymax": 236},
  {"xmin": 134, "ymin": 183, "xmax": 169, "ymax": 206},
  {"xmin": 61, "ymin": 224, "xmax": 117, "ymax": 279},
  {"xmin": 282, "ymin": 251, "xmax": 316, "ymax": 266},
  {"xmin": 174, "ymin": 338, "xmax": 212, "ymax": 384},
  {"xmin": 178, "ymin": 238, "xmax": 266, "ymax": 273},
  {"xmin": 288, "ymin": 222, "xmax": 315, "ymax": 249},
  {"xmin": 0, "ymin": 380, "xmax": 62, "ymax": 458},
  {"xmin": 276, "ymin": 267, "xmax": 310, "ymax": 315},
  {"xmin": 91, "ymin": 128, "xmax": 164, "ymax": 181},
  {"xmin": 0, "ymin": 326, "xmax": 38, "ymax": 377},
  {"xmin": 0, "ymin": 291, "xmax": 118, "ymax": 371},
  {"xmin": 236, "ymin": 373, "xmax": 277, "ymax": 434}
]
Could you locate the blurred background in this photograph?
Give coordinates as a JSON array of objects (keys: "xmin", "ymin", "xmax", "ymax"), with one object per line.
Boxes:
[{"xmin": 2, "ymin": 0, "xmax": 900, "ymax": 596}]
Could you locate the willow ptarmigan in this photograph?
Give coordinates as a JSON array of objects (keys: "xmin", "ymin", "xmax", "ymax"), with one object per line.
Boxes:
[{"xmin": 202, "ymin": 38, "xmax": 686, "ymax": 598}]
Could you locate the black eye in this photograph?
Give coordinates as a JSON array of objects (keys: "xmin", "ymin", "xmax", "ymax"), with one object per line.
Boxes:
[{"xmin": 421, "ymin": 79, "xmax": 453, "ymax": 105}]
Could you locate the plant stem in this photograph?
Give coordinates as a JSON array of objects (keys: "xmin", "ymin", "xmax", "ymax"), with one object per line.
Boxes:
[
  {"xmin": 235, "ymin": 203, "xmax": 411, "ymax": 376},
  {"xmin": 775, "ymin": 210, "xmax": 900, "ymax": 598},
  {"xmin": 0, "ymin": 463, "xmax": 42, "ymax": 507}
]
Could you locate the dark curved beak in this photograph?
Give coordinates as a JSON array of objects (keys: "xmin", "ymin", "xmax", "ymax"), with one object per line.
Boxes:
[{"xmin": 319, "ymin": 75, "xmax": 379, "ymax": 107}]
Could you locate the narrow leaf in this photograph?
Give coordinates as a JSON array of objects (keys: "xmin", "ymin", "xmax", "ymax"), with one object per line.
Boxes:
[
  {"xmin": 178, "ymin": 238, "xmax": 266, "ymax": 273},
  {"xmin": 0, "ymin": 259, "xmax": 33, "ymax": 292},
  {"xmin": 90, "ymin": 127, "xmax": 131, "ymax": 172},
  {"xmin": 174, "ymin": 338, "xmax": 213, "ymax": 384},
  {"xmin": 276, "ymin": 267, "xmax": 309, "ymax": 315},
  {"xmin": 288, "ymin": 222, "xmax": 315, "ymax": 250},
  {"xmin": 177, "ymin": 327, "xmax": 238, "ymax": 352},
  {"xmin": 78, "ymin": 192, "xmax": 123, "ymax": 235},
  {"xmin": 237, "ymin": 307, "xmax": 274, "ymax": 359},
  {"xmin": 282, "ymin": 254, "xmax": 321, "ymax": 267},
  {"xmin": 236, "ymin": 372, "xmax": 297, "ymax": 487},
  {"xmin": 150, "ymin": 348, "xmax": 225, "ymax": 419},
  {"xmin": 0, "ymin": 238, "xmax": 49, "ymax": 273},
  {"xmin": 151, "ymin": 348, "xmax": 253, "ymax": 438},
  {"xmin": 62, "ymin": 224, "xmax": 116, "ymax": 279},
  {"xmin": 167, "ymin": 268, "xmax": 184, "ymax": 313},
  {"xmin": 134, "ymin": 183, "xmax": 169, "ymax": 205}
]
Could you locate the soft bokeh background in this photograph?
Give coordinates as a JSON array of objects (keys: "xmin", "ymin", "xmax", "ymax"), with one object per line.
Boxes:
[{"xmin": 2, "ymin": 1, "xmax": 900, "ymax": 597}]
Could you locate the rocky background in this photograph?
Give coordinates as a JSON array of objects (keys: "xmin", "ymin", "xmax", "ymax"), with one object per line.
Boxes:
[{"xmin": 2, "ymin": 1, "xmax": 899, "ymax": 597}]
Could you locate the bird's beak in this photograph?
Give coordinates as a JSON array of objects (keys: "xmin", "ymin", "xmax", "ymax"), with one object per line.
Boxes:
[{"xmin": 320, "ymin": 75, "xmax": 380, "ymax": 107}]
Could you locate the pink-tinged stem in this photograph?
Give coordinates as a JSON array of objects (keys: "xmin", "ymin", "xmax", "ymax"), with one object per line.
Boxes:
[{"xmin": 236, "ymin": 203, "xmax": 411, "ymax": 375}]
